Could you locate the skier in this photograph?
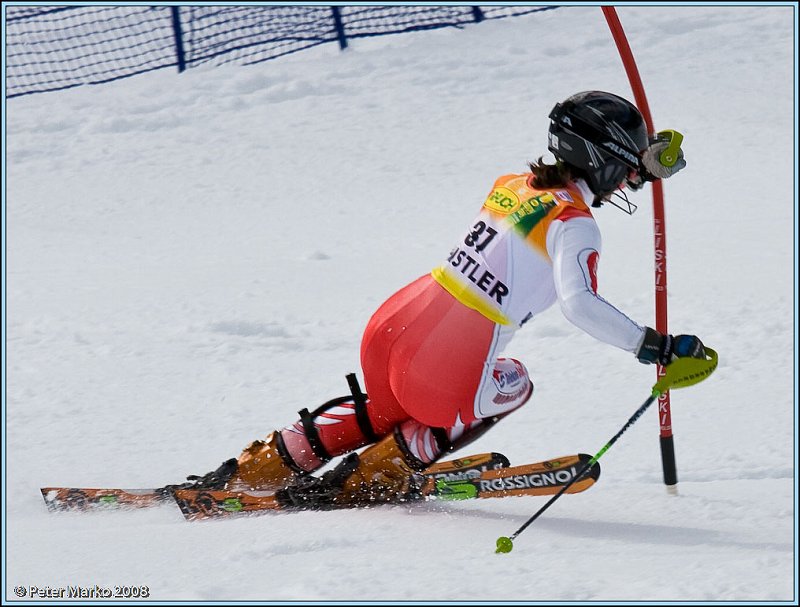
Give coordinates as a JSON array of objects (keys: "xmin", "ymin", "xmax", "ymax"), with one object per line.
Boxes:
[{"xmin": 175, "ymin": 91, "xmax": 706, "ymax": 505}]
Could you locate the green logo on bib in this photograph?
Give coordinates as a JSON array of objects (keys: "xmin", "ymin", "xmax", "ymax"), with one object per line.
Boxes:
[{"xmin": 509, "ymin": 193, "xmax": 558, "ymax": 237}]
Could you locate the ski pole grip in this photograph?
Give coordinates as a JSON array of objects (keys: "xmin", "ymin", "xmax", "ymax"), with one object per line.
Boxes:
[{"xmin": 653, "ymin": 347, "xmax": 718, "ymax": 395}]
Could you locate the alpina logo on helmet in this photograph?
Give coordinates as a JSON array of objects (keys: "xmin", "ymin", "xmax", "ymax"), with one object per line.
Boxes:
[{"xmin": 602, "ymin": 141, "xmax": 640, "ymax": 166}]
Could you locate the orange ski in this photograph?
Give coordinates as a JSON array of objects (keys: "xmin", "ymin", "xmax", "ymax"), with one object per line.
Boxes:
[
  {"xmin": 173, "ymin": 453, "xmax": 600, "ymax": 520},
  {"xmin": 40, "ymin": 487, "xmax": 167, "ymax": 511}
]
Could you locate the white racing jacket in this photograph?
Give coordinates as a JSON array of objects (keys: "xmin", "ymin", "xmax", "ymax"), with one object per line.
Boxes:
[{"xmin": 432, "ymin": 173, "xmax": 645, "ymax": 353}]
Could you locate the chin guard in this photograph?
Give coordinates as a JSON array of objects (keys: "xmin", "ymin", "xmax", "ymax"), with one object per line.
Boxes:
[
  {"xmin": 608, "ymin": 190, "xmax": 638, "ymax": 215},
  {"xmin": 592, "ymin": 191, "xmax": 638, "ymax": 215}
]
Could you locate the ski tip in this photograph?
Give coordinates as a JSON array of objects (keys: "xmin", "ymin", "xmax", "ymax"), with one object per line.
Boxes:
[
  {"xmin": 491, "ymin": 452, "xmax": 511, "ymax": 468},
  {"xmin": 40, "ymin": 488, "xmax": 58, "ymax": 511},
  {"xmin": 577, "ymin": 454, "xmax": 602, "ymax": 482}
]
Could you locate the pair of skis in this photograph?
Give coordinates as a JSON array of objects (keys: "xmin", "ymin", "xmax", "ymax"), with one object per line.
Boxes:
[{"xmin": 41, "ymin": 452, "xmax": 600, "ymax": 521}]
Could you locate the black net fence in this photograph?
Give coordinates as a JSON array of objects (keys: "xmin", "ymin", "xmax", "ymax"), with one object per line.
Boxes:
[{"xmin": 6, "ymin": 5, "xmax": 557, "ymax": 98}]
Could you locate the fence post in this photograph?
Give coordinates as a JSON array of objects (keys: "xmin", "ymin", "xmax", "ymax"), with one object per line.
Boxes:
[
  {"xmin": 170, "ymin": 6, "xmax": 187, "ymax": 73},
  {"xmin": 331, "ymin": 7, "xmax": 347, "ymax": 50},
  {"xmin": 471, "ymin": 7, "xmax": 485, "ymax": 23}
]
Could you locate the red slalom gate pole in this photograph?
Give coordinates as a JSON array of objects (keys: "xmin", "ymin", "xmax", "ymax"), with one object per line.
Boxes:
[{"xmin": 601, "ymin": 6, "xmax": 678, "ymax": 493}]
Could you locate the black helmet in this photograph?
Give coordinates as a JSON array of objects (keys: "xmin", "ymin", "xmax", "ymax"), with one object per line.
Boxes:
[{"xmin": 548, "ymin": 91, "xmax": 648, "ymax": 203}]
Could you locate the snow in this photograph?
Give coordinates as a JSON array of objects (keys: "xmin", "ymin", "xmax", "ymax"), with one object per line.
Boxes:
[{"xmin": 4, "ymin": 5, "xmax": 797, "ymax": 603}]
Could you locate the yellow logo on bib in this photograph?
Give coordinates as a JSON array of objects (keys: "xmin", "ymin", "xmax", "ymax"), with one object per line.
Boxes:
[{"xmin": 484, "ymin": 187, "xmax": 521, "ymax": 214}]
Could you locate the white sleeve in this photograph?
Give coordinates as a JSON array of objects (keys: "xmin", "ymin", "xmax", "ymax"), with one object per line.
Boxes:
[{"xmin": 547, "ymin": 217, "xmax": 645, "ymax": 353}]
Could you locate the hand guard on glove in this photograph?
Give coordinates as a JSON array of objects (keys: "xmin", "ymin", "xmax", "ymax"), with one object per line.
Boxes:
[
  {"xmin": 636, "ymin": 326, "xmax": 706, "ymax": 366},
  {"xmin": 627, "ymin": 130, "xmax": 686, "ymax": 190},
  {"xmin": 642, "ymin": 129, "xmax": 686, "ymax": 179}
]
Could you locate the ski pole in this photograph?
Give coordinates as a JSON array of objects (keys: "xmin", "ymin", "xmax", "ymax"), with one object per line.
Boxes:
[{"xmin": 495, "ymin": 348, "xmax": 718, "ymax": 554}]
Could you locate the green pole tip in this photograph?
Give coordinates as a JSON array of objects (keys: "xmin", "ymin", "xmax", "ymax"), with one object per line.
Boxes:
[{"xmin": 495, "ymin": 536, "xmax": 514, "ymax": 554}]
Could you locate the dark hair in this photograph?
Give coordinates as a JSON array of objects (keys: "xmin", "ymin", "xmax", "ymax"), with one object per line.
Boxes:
[{"xmin": 527, "ymin": 157, "xmax": 577, "ymax": 189}]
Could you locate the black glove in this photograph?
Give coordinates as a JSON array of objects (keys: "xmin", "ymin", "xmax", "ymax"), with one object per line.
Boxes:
[{"xmin": 636, "ymin": 327, "xmax": 705, "ymax": 366}]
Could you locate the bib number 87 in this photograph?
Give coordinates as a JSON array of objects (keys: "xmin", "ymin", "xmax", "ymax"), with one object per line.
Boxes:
[{"xmin": 464, "ymin": 221, "xmax": 497, "ymax": 252}]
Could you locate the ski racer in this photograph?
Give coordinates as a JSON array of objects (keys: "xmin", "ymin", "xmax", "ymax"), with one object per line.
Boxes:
[{"xmin": 172, "ymin": 91, "xmax": 706, "ymax": 506}]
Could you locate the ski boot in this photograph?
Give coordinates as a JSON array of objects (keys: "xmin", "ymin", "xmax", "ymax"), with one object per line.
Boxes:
[
  {"xmin": 159, "ymin": 431, "xmax": 301, "ymax": 497},
  {"xmin": 278, "ymin": 430, "xmax": 428, "ymax": 508},
  {"xmin": 228, "ymin": 431, "xmax": 300, "ymax": 491}
]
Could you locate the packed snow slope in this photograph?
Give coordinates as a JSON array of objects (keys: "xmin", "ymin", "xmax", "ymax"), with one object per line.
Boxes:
[{"xmin": 5, "ymin": 5, "xmax": 796, "ymax": 603}]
